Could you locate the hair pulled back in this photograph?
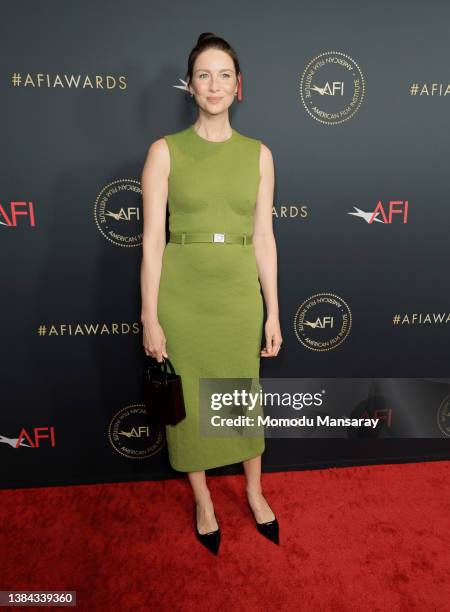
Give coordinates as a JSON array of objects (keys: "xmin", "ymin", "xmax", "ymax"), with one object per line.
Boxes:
[{"xmin": 185, "ymin": 32, "xmax": 241, "ymax": 87}]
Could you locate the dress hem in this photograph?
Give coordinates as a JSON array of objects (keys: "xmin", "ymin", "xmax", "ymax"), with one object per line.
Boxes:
[{"xmin": 168, "ymin": 448, "xmax": 265, "ymax": 473}]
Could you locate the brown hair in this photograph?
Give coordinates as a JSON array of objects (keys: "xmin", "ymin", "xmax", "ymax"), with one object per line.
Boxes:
[{"xmin": 185, "ymin": 32, "xmax": 241, "ymax": 89}]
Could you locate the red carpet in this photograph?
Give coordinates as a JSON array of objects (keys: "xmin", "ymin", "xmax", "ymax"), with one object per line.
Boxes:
[{"xmin": 1, "ymin": 461, "xmax": 449, "ymax": 611}]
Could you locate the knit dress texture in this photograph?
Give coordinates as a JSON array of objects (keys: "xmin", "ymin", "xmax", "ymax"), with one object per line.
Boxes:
[{"xmin": 157, "ymin": 123, "xmax": 265, "ymax": 471}]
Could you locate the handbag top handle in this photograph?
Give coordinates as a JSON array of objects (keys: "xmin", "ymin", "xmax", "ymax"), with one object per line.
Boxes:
[
  {"xmin": 146, "ymin": 355, "xmax": 176, "ymax": 376},
  {"xmin": 161, "ymin": 357, "xmax": 175, "ymax": 376}
]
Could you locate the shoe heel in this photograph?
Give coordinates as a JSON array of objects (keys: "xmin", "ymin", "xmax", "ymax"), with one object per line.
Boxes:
[
  {"xmin": 194, "ymin": 503, "xmax": 221, "ymax": 555},
  {"xmin": 247, "ymin": 499, "xmax": 280, "ymax": 545}
]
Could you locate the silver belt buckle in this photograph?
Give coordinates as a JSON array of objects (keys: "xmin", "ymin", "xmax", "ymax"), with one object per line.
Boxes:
[{"xmin": 213, "ymin": 232, "xmax": 225, "ymax": 243}]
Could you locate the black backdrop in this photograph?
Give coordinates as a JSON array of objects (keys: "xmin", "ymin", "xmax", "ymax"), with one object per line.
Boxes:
[{"xmin": 1, "ymin": 0, "xmax": 449, "ymax": 489}]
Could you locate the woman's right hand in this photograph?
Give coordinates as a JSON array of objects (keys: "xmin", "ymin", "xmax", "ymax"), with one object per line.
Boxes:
[{"xmin": 142, "ymin": 319, "xmax": 168, "ymax": 362}]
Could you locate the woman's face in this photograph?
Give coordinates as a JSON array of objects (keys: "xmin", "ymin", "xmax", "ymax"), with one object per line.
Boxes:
[{"xmin": 188, "ymin": 48, "xmax": 238, "ymax": 113}]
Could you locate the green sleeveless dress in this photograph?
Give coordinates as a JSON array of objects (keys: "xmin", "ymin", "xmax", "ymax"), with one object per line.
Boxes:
[{"xmin": 157, "ymin": 123, "xmax": 265, "ymax": 472}]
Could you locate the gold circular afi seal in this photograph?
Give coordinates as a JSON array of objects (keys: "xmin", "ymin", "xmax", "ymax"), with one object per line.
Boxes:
[
  {"xmin": 294, "ymin": 292, "xmax": 352, "ymax": 351},
  {"xmin": 94, "ymin": 178, "xmax": 143, "ymax": 247},
  {"xmin": 437, "ymin": 394, "xmax": 450, "ymax": 438},
  {"xmin": 299, "ymin": 51, "xmax": 365, "ymax": 125},
  {"xmin": 108, "ymin": 403, "xmax": 165, "ymax": 459}
]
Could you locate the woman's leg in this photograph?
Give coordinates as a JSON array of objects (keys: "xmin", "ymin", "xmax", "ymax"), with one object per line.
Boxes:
[
  {"xmin": 242, "ymin": 455, "xmax": 275, "ymax": 523},
  {"xmin": 188, "ymin": 470, "xmax": 219, "ymax": 534}
]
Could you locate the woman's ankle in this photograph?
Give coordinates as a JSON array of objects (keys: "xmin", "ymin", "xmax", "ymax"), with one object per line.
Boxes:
[{"xmin": 194, "ymin": 489, "xmax": 213, "ymax": 506}]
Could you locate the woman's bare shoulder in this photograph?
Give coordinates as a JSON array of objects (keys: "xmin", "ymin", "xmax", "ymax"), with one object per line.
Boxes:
[
  {"xmin": 143, "ymin": 137, "xmax": 170, "ymax": 173},
  {"xmin": 259, "ymin": 141, "xmax": 274, "ymax": 168},
  {"xmin": 259, "ymin": 141, "xmax": 273, "ymax": 157},
  {"xmin": 147, "ymin": 137, "xmax": 169, "ymax": 156}
]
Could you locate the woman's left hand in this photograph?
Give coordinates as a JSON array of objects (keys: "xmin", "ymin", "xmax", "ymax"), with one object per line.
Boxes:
[{"xmin": 261, "ymin": 316, "xmax": 283, "ymax": 357}]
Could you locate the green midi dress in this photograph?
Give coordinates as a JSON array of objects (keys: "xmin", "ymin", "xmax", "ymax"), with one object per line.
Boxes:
[{"xmin": 157, "ymin": 123, "xmax": 266, "ymax": 472}]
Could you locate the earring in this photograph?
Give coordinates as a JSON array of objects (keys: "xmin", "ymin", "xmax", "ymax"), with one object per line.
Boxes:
[{"xmin": 237, "ymin": 74, "xmax": 243, "ymax": 102}]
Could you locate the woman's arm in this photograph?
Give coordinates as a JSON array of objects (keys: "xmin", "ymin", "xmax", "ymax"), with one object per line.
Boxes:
[
  {"xmin": 140, "ymin": 138, "xmax": 169, "ymax": 327},
  {"xmin": 253, "ymin": 142, "xmax": 282, "ymax": 357}
]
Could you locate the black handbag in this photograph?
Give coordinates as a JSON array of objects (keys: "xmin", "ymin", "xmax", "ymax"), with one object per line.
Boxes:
[{"xmin": 143, "ymin": 356, "xmax": 186, "ymax": 425}]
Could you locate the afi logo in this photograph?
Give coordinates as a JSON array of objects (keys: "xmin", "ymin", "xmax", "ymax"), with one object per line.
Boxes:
[
  {"xmin": 304, "ymin": 316, "xmax": 334, "ymax": 329},
  {"xmin": 0, "ymin": 201, "xmax": 35, "ymax": 226},
  {"xmin": 120, "ymin": 426, "xmax": 150, "ymax": 438},
  {"xmin": 311, "ymin": 82, "xmax": 344, "ymax": 96},
  {"xmin": 0, "ymin": 426, "xmax": 56, "ymax": 448},
  {"xmin": 348, "ymin": 200, "xmax": 409, "ymax": 224},
  {"xmin": 362, "ymin": 408, "xmax": 392, "ymax": 427},
  {"xmin": 105, "ymin": 207, "xmax": 140, "ymax": 222}
]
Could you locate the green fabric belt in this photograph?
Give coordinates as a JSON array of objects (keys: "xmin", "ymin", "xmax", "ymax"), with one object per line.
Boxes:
[{"xmin": 169, "ymin": 232, "xmax": 252, "ymax": 245}]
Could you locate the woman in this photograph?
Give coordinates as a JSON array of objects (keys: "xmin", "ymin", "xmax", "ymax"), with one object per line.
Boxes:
[{"xmin": 140, "ymin": 32, "xmax": 282, "ymax": 555}]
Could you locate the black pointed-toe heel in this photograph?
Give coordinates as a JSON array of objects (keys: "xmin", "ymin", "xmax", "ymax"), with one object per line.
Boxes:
[
  {"xmin": 247, "ymin": 499, "xmax": 280, "ymax": 545},
  {"xmin": 194, "ymin": 503, "xmax": 221, "ymax": 555}
]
